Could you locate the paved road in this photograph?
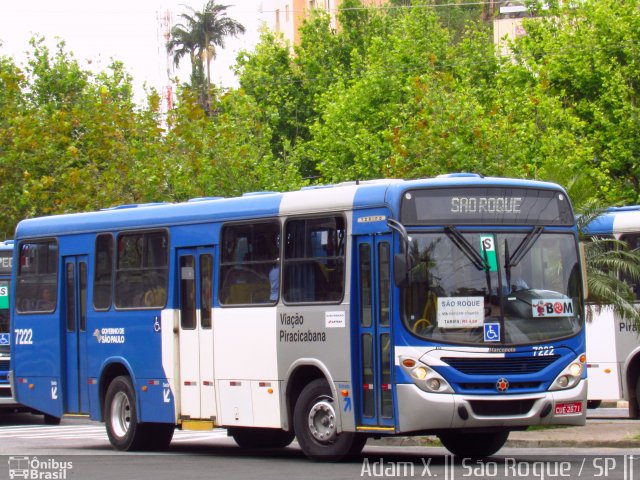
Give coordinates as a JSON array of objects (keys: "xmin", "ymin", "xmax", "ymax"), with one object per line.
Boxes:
[
  {"xmin": 0, "ymin": 422, "xmax": 227, "ymax": 445},
  {"xmin": 0, "ymin": 443, "xmax": 637, "ymax": 480},
  {"xmin": 0, "ymin": 411, "xmax": 638, "ymax": 480}
]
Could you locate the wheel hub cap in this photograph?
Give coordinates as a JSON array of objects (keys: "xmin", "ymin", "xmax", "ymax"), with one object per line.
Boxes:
[
  {"xmin": 111, "ymin": 391, "xmax": 131, "ymax": 439},
  {"xmin": 308, "ymin": 399, "xmax": 336, "ymax": 443}
]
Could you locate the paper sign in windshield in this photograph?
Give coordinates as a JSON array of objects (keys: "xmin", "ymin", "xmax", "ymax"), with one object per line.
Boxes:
[
  {"xmin": 532, "ymin": 299, "xmax": 574, "ymax": 318},
  {"xmin": 437, "ymin": 297, "xmax": 484, "ymax": 329}
]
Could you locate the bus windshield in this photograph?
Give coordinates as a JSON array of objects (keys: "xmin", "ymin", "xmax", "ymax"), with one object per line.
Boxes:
[{"xmin": 402, "ymin": 231, "xmax": 583, "ymax": 345}]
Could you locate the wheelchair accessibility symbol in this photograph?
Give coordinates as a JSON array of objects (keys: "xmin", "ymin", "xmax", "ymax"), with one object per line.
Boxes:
[
  {"xmin": 484, "ymin": 323, "xmax": 500, "ymax": 342},
  {"xmin": 0, "ymin": 333, "xmax": 9, "ymax": 345}
]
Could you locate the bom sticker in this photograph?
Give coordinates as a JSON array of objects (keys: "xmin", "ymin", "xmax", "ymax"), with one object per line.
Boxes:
[{"xmin": 532, "ymin": 299, "xmax": 574, "ymax": 318}]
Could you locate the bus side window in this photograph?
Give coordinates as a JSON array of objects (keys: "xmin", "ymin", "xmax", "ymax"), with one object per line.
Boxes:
[
  {"xmin": 16, "ymin": 241, "xmax": 58, "ymax": 314},
  {"xmin": 283, "ymin": 216, "xmax": 345, "ymax": 304},
  {"xmin": 115, "ymin": 231, "xmax": 168, "ymax": 309},
  {"xmin": 94, "ymin": 234, "xmax": 113, "ymax": 310},
  {"xmin": 219, "ymin": 221, "xmax": 280, "ymax": 306}
]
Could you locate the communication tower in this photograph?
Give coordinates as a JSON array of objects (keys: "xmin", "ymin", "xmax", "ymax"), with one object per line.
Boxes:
[{"xmin": 157, "ymin": 8, "xmax": 175, "ymax": 111}]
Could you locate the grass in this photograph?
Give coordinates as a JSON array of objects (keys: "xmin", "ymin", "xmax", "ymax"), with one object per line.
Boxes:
[{"xmin": 526, "ymin": 425, "xmax": 571, "ymax": 431}]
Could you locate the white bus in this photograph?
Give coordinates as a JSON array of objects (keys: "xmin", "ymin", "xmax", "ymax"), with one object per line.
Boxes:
[{"xmin": 584, "ymin": 206, "xmax": 640, "ymax": 416}]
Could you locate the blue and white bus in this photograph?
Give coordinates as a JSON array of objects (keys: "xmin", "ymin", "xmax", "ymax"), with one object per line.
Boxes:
[
  {"xmin": 583, "ymin": 206, "xmax": 640, "ymax": 416},
  {"xmin": 11, "ymin": 175, "xmax": 587, "ymax": 459},
  {"xmin": 0, "ymin": 240, "xmax": 15, "ymax": 408}
]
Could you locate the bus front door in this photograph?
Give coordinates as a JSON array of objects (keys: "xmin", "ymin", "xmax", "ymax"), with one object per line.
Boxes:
[
  {"xmin": 177, "ymin": 248, "xmax": 216, "ymax": 421},
  {"xmin": 355, "ymin": 235, "xmax": 395, "ymax": 430},
  {"xmin": 63, "ymin": 255, "xmax": 89, "ymax": 414}
]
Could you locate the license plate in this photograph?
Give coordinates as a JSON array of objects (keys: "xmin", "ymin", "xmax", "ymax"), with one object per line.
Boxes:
[{"xmin": 554, "ymin": 402, "xmax": 583, "ymax": 415}]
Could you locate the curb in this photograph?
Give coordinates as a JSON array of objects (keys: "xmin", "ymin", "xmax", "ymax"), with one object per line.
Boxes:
[
  {"xmin": 370, "ymin": 434, "xmax": 640, "ymax": 450},
  {"xmin": 600, "ymin": 401, "xmax": 629, "ymax": 409},
  {"xmin": 505, "ymin": 439, "xmax": 640, "ymax": 448}
]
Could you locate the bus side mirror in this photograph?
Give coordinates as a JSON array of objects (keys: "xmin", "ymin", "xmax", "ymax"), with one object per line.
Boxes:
[{"xmin": 394, "ymin": 253, "xmax": 411, "ymax": 287}]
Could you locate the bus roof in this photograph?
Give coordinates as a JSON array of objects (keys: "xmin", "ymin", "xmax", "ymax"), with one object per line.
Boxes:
[
  {"xmin": 583, "ymin": 206, "xmax": 640, "ymax": 235},
  {"xmin": 15, "ymin": 175, "xmax": 568, "ymax": 239}
]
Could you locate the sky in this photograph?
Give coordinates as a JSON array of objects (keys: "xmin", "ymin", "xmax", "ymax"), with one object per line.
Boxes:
[{"xmin": 0, "ymin": 1, "xmax": 267, "ymax": 101}]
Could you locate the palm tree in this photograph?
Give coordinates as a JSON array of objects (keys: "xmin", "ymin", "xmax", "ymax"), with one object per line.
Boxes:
[
  {"xmin": 166, "ymin": 1, "xmax": 245, "ymax": 110},
  {"xmin": 166, "ymin": 20, "xmax": 203, "ymax": 89},
  {"xmin": 197, "ymin": 1, "xmax": 246, "ymax": 87}
]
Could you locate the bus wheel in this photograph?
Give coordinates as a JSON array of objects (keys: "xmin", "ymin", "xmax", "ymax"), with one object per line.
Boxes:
[
  {"xmin": 43, "ymin": 414, "xmax": 61, "ymax": 425},
  {"xmin": 105, "ymin": 376, "xmax": 147, "ymax": 451},
  {"xmin": 438, "ymin": 430, "xmax": 509, "ymax": 458},
  {"xmin": 229, "ymin": 427, "xmax": 295, "ymax": 449},
  {"xmin": 145, "ymin": 423, "xmax": 175, "ymax": 450},
  {"xmin": 293, "ymin": 379, "xmax": 366, "ymax": 461}
]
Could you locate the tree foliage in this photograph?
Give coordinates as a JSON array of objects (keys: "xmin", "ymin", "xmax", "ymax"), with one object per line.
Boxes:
[
  {"xmin": 510, "ymin": 0, "xmax": 640, "ymax": 205},
  {"xmin": 3, "ymin": 0, "xmax": 640, "ymax": 233},
  {"xmin": 3, "ymin": 0, "xmax": 640, "ymax": 325},
  {"xmin": 0, "ymin": 36, "xmax": 301, "ymax": 237}
]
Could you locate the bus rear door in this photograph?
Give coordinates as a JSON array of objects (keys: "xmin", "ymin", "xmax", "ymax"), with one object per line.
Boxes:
[
  {"xmin": 355, "ymin": 235, "xmax": 395, "ymax": 430},
  {"xmin": 63, "ymin": 255, "xmax": 89, "ymax": 413},
  {"xmin": 177, "ymin": 248, "xmax": 216, "ymax": 421}
]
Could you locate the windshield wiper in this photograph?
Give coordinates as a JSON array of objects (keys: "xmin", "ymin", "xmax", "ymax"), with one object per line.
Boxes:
[
  {"xmin": 445, "ymin": 226, "xmax": 490, "ymax": 271},
  {"xmin": 507, "ymin": 226, "xmax": 544, "ymax": 268}
]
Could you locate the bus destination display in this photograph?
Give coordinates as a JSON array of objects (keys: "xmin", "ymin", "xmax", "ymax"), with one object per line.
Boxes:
[
  {"xmin": 0, "ymin": 252, "xmax": 12, "ymax": 275},
  {"xmin": 401, "ymin": 187, "xmax": 573, "ymax": 226}
]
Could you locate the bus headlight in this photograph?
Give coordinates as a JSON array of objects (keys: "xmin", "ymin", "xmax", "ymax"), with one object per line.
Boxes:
[
  {"xmin": 549, "ymin": 354, "xmax": 585, "ymax": 391},
  {"xmin": 400, "ymin": 357, "xmax": 454, "ymax": 394},
  {"xmin": 412, "ymin": 366, "xmax": 428, "ymax": 380}
]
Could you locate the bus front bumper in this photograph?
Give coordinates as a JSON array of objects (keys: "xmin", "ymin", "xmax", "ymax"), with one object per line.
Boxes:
[
  {"xmin": 396, "ymin": 379, "xmax": 587, "ymax": 433},
  {"xmin": 0, "ymin": 385, "xmax": 19, "ymax": 406},
  {"xmin": 0, "ymin": 370, "xmax": 19, "ymax": 407}
]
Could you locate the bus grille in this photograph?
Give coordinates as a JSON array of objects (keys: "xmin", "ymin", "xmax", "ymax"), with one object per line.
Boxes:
[
  {"xmin": 469, "ymin": 399, "xmax": 536, "ymax": 416},
  {"xmin": 442, "ymin": 356, "xmax": 559, "ymax": 375},
  {"xmin": 459, "ymin": 382, "xmax": 541, "ymax": 391},
  {"xmin": 0, "ymin": 360, "xmax": 8, "ymax": 372}
]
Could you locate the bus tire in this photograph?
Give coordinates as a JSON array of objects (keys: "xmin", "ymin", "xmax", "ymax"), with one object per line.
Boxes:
[
  {"xmin": 229, "ymin": 427, "xmax": 295, "ymax": 449},
  {"xmin": 145, "ymin": 423, "xmax": 175, "ymax": 450},
  {"xmin": 293, "ymin": 378, "xmax": 365, "ymax": 462},
  {"xmin": 438, "ymin": 430, "xmax": 509, "ymax": 458},
  {"xmin": 43, "ymin": 414, "xmax": 61, "ymax": 425},
  {"xmin": 105, "ymin": 375, "xmax": 148, "ymax": 451}
]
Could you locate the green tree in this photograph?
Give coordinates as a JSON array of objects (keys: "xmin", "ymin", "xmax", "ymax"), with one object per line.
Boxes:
[
  {"xmin": 509, "ymin": 0, "xmax": 640, "ymax": 205},
  {"xmin": 295, "ymin": 3, "xmax": 458, "ymax": 181},
  {"xmin": 0, "ymin": 38, "xmax": 168, "ymax": 235},
  {"xmin": 235, "ymin": 29, "xmax": 307, "ymax": 175},
  {"xmin": 197, "ymin": 1, "xmax": 245, "ymax": 87},
  {"xmin": 235, "ymin": 0, "xmax": 392, "ymax": 180},
  {"xmin": 166, "ymin": 15, "xmax": 203, "ymax": 88},
  {"xmin": 0, "ymin": 55, "xmax": 28, "ymax": 238},
  {"xmin": 162, "ymin": 84, "xmax": 303, "ymax": 199}
]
